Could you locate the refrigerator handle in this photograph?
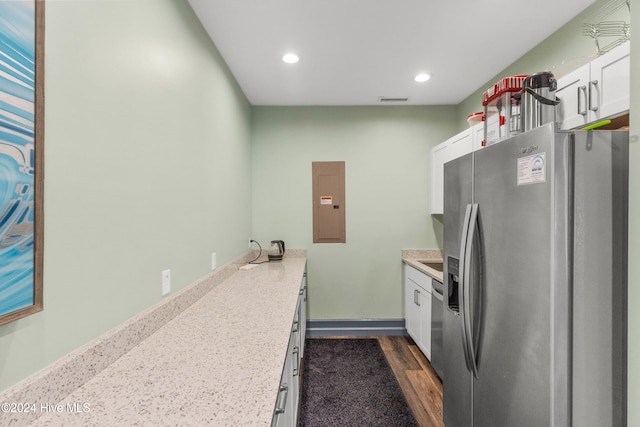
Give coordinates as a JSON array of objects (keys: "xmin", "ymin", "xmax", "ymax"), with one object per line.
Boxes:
[
  {"xmin": 463, "ymin": 203, "xmax": 480, "ymax": 379},
  {"xmin": 458, "ymin": 204, "xmax": 474, "ymax": 374}
]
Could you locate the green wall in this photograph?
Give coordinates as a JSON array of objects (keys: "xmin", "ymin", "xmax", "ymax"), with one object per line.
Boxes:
[
  {"xmin": 0, "ymin": 0, "xmax": 252, "ymax": 392},
  {"xmin": 251, "ymin": 106, "xmax": 456, "ymax": 319}
]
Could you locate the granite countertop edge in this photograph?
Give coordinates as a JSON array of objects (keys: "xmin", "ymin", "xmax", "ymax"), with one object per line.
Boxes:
[{"xmin": 401, "ymin": 248, "xmax": 444, "ymax": 282}]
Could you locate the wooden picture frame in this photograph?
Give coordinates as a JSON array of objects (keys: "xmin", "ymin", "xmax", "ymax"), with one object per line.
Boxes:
[{"xmin": 0, "ymin": 0, "xmax": 44, "ymax": 326}]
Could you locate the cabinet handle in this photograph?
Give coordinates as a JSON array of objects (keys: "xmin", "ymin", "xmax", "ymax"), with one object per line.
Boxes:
[
  {"xmin": 578, "ymin": 85, "xmax": 588, "ymax": 116},
  {"xmin": 292, "ymin": 320, "xmax": 299, "ymax": 333},
  {"xmin": 415, "ymin": 289, "xmax": 421, "ymax": 307},
  {"xmin": 275, "ymin": 385, "xmax": 288, "ymax": 414},
  {"xmin": 293, "ymin": 346, "xmax": 300, "ymax": 376},
  {"xmin": 589, "ymin": 80, "xmax": 599, "ymax": 112}
]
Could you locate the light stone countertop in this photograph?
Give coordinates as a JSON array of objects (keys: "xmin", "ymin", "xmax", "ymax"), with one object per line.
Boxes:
[
  {"xmin": 30, "ymin": 257, "xmax": 307, "ymax": 427},
  {"xmin": 402, "ymin": 249, "xmax": 444, "ymax": 283}
]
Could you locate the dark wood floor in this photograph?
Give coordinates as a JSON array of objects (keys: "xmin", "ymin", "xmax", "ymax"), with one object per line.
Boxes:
[
  {"xmin": 314, "ymin": 336, "xmax": 444, "ymax": 427},
  {"xmin": 378, "ymin": 335, "xmax": 444, "ymax": 427}
]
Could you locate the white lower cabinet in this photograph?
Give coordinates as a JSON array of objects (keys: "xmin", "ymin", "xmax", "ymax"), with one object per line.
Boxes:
[
  {"xmin": 273, "ymin": 338, "xmax": 294, "ymax": 427},
  {"xmin": 419, "ymin": 290, "xmax": 431, "ymax": 358},
  {"xmin": 272, "ymin": 274, "xmax": 306, "ymax": 427},
  {"xmin": 405, "ymin": 279, "xmax": 421, "ymax": 343},
  {"xmin": 299, "ymin": 273, "xmax": 307, "ymax": 356},
  {"xmin": 404, "ymin": 264, "xmax": 432, "ymax": 360}
]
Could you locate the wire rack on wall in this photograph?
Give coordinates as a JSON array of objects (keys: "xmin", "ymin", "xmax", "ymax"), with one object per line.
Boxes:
[{"xmin": 582, "ymin": 0, "xmax": 630, "ymax": 55}]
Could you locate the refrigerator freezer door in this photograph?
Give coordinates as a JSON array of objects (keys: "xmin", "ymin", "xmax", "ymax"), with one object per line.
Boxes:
[
  {"xmin": 572, "ymin": 130, "xmax": 628, "ymax": 427},
  {"xmin": 442, "ymin": 153, "xmax": 473, "ymax": 427},
  {"xmin": 471, "ymin": 124, "xmax": 570, "ymax": 427}
]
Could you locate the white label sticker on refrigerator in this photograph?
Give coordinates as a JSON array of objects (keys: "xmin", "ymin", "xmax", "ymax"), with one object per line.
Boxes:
[{"xmin": 517, "ymin": 153, "xmax": 546, "ymax": 186}]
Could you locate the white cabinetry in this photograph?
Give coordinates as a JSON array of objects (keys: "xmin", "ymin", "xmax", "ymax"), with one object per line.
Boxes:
[
  {"xmin": 556, "ymin": 42, "xmax": 629, "ymax": 130},
  {"xmin": 471, "ymin": 121, "xmax": 486, "ymax": 151},
  {"xmin": 272, "ymin": 274, "xmax": 307, "ymax": 427},
  {"xmin": 299, "ymin": 273, "xmax": 307, "ymax": 356},
  {"xmin": 274, "ymin": 334, "xmax": 297, "ymax": 427},
  {"xmin": 431, "ymin": 123, "xmax": 482, "ymax": 214},
  {"xmin": 404, "ymin": 264, "xmax": 432, "ymax": 359},
  {"xmin": 404, "ymin": 276, "xmax": 421, "ymax": 343},
  {"xmin": 419, "ymin": 289, "xmax": 431, "ymax": 358}
]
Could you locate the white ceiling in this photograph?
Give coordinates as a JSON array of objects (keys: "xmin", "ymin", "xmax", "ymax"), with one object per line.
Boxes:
[{"xmin": 187, "ymin": 0, "xmax": 596, "ymax": 106}]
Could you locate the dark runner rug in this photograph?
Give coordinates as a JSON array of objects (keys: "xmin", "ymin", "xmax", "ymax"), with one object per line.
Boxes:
[{"xmin": 299, "ymin": 338, "xmax": 418, "ymax": 426}]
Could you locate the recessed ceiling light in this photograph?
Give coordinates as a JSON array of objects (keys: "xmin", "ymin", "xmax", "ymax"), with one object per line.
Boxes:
[
  {"xmin": 415, "ymin": 73, "xmax": 431, "ymax": 83},
  {"xmin": 282, "ymin": 53, "xmax": 300, "ymax": 64}
]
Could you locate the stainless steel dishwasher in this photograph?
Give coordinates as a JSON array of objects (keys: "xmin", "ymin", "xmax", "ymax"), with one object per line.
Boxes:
[{"xmin": 431, "ymin": 278, "xmax": 444, "ymax": 380}]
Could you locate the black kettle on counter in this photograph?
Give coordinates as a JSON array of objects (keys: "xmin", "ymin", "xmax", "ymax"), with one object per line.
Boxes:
[{"xmin": 267, "ymin": 240, "xmax": 285, "ymax": 261}]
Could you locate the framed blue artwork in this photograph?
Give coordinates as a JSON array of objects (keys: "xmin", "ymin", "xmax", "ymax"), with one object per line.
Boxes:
[{"xmin": 0, "ymin": 0, "xmax": 44, "ymax": 326}]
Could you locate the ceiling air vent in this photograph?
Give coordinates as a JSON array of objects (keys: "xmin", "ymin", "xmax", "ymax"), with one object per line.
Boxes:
[{"xmin": 378, "ymin": 96, "xmax": 409, "ymax": 103}]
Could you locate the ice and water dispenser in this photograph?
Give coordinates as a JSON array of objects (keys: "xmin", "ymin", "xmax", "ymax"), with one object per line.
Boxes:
[{"xmin": 447, "ymin": 256, "xmax": 460, "ymax": 313}]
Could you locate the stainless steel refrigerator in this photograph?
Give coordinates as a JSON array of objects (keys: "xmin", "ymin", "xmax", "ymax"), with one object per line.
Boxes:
[{"xmin": 442, "ymin": 122, "xmax": 627, "ymax": 427}]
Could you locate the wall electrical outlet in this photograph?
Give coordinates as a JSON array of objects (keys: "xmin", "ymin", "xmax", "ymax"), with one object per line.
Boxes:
[
  {"xmin": 211, "ymin": 252, "xmax": 217, "ymax": 270},
  {"xmin": 162, "ymin": 269, "xmax": 171, "ymax": 296}
]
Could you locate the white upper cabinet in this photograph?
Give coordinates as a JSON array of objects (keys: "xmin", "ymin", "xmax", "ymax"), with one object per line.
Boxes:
[
  {"xmin": 471, "ymin": 121, "xmax": 486, "ymax": 151},
  {"xmin": 556, "ymin": 42, "xmax": 630, "ymax": 130},
  {"xmin": 556, "ymin": 64, "xmax": 590, "ymax": 130},
  {"xmin": 431, "ymin": 123, "xmax": 481, "ymax": 214},
  {"xmin": 590, "ymin": 42, "xmax": 630, "ymax": 120}
]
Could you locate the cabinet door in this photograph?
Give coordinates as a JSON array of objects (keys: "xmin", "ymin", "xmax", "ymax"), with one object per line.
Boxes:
[
  {"xmin": 589, "ymin": 41, "xmax": 630, "ymax": 121},
  {"xmin": 448, "ymin": 128, "xmax": 473, "ymax": 159},
  {"xmin": 288, "ymin": 334, "xmax": 300, "ymax": 427},
  {"xmin": 471, "ymin": 122, "xmax": 485, "ymax": 151},
  {"xmin": 556, "ymin": 64, "xmax": 590, "ymax": 130},
  {"xmin": 299, "ymin": 275, "xmax": 307, "ymax": 357},
  {"xmin": 431, "ymin": 129, "xmax": 472, "ymax": 214},
  {"xmin": 405, "ymin": 265, "xmax": 433, "ymax": 359},
  {"xmin": 405, "ymin": 279, "xmax": 420, "ymax": 342},
  {"xmin": 273, "ymin": 354, "xmax": 291, "ymax": 427},
  {"xmin": 419, "ymin": 290, "xmax": 432, "ymax": 360},
  {"xmin": 430, "ymin": 141, "xmax": 449, "ymax": 215}
]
